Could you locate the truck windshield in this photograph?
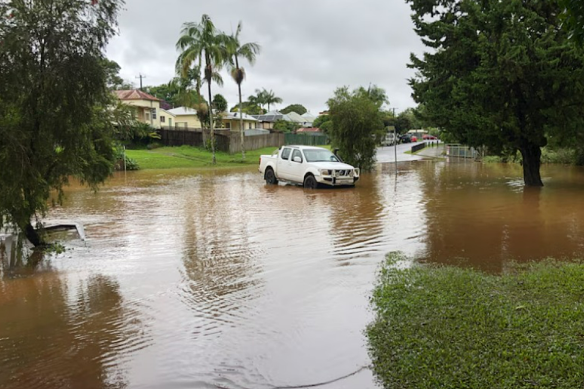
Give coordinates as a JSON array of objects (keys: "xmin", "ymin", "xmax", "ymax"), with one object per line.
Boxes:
[{"xmin": 303, "ymin": 149, "xmax": 339, "ymax": 163}]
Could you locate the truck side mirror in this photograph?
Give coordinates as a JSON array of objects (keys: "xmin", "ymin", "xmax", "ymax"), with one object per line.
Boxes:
[{"xmin": 293, "ymin": 156, "xmax": 302, "ymax": 163}]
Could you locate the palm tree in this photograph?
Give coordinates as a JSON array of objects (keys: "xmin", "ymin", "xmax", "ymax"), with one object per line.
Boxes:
[
  {"xmin": 176, "ymin": 14, "xmax": 227, "ymax": 164},
  {"xmin": 226, "ymin": 22, "xmax": 261, "ymax": 160},
  {"xmin": 261, "ymin": 88, "xmax": 283, "ymax": 111}
]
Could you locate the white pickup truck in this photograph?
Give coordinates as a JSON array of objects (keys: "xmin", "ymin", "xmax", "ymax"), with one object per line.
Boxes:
[{"xmin": 258, "ymin": 145, "xmax": 360, "ymax": 188}]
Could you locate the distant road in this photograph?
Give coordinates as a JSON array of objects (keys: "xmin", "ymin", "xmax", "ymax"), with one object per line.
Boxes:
[{"xmin": 376, "ymin": 142, "xmax": 425, "ymax": 163}]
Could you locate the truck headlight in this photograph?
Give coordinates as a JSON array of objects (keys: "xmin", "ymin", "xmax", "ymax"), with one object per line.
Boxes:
[{"xmin": 319, "ymin": 169, "xmax": 331, "ymax": 176}]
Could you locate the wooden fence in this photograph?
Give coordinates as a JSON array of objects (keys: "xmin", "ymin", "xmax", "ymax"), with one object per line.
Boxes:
[{"xmin": 157, "ymin": 128, "xmax": 285, "ymax": 154}]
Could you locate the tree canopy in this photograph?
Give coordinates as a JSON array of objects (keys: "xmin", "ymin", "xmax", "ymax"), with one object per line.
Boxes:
[
  {"xmin": 561, "ymin": 0, "xmax": 584, "ymax": 44},
  {"xmin": 407, "ymin": 0, "xmax": 584, "ymax": 186},
  {"xmin": 0, "ymin": 0, "xmax": 123, "ymax": 245},
  {"xmin": 327, "ymin": 87, "xmax": 384, "ymax": 171},
  {"xmin": 281, "ymin": 104, "xmax": 307, "ymax": 115},
  {"xmin": 212, "ymin": 94, "xmax": 228, "ymax": 112}
]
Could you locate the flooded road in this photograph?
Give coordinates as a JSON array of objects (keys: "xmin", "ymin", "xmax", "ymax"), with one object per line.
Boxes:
[{"xmin": 3, "ymin": 159, "xmax": 584, "ymax": 388}]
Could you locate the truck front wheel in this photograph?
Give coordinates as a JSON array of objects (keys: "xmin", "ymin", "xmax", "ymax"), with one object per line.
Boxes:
[
  {"xmin": 303, "ymin": 174, "xmax": 318, "ymax": 189},
  {"xmin": 265, "ymin": 168, "xmax": 278, "ymax": 185}
]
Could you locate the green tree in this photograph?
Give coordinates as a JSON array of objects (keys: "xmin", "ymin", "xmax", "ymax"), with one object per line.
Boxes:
[
  {"xmin": 176, "ymin": 15, "xmax": 228, "ymax": 164},
  {"xmin": 101, "ymin": 59, "xmax": 124, "ymax": 90},
  {"xmin": 355, "ymin": 85, "xmax": 389, "ymax": 109},
  {"xmin": 273, "ymin": 119, "xmax": 298, "ymax": 133},
  {"xmin": 0, "ymin": 0, "xmax": 123, "ymax": 246},
  {"xmin": 212, "ymin": 94, "xmax": 228, "ymax": 112},
  {"xmin": 230, "ymin": 101, "xmax": 262, "ymax": 115},
  {"xmin": 327, "ymin": 87, "xmax": 384, "ymax": 171},
  {"xmin": 561, "ymin": 0, "xmax": 584, "ymax": 44},
  {"xmin": 407, "ymin": 0, "xmax": 584, "ymax": 186},
  {"xmin": 255, "ymin": 88, "xmax": 282, "ymax": 111},
  {"xmin": 281, "ymin": 104, "xmax": 307, "ymax": 115},
  {"xmin": 312, "ymin": 115, "xmax": 333, "ymax": 134},
  {"xmin": 225, "ymin": 21, "xmax": 261, "ymax": 160}
]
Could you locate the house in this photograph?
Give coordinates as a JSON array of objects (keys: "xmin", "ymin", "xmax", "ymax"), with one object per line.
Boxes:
[
  {"xmin": 221, "ymin": 111, "xmax": 260, "ymax": 131},
  {"xmin": 159, "ymin": 109, "xmax": 176, "ymax": 129},
  {"xmin": 166, "ymin": 107, "xmax": 202, "ymax": 129},
  {"xmin": 113, "ymin": 89, "xmax": 163, "ymax": 129},
  {"xmin": 252, "ymin": 110, "xmax": 293, "ymax": 129}
]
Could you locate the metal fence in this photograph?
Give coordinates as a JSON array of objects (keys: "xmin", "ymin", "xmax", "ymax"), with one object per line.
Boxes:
[
  {"xmin": 285, "ymin": 133, "xmax": 329, "ymax": 146},
  {"xmin": 445, "ymin": 144, "xmax": 479, "ymax": 159}
]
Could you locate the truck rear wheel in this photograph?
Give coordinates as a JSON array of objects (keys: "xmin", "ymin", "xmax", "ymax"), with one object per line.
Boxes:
[
  {"xmin": 303, "ymin": 174, "xmax": 318, "ymax": 189},
  {"xmin": 265, "ymin": 168, "xmax": 278, "ymax": 185}
]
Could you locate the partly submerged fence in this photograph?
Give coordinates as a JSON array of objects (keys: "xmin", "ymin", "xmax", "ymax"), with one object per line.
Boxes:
[{"xmin": 411, "ymin": 142, "xmax": 427, "ymax": 153}]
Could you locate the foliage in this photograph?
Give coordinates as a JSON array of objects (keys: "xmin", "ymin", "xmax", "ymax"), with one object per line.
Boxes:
[
  {"xmin": 0, "ymin": 0, "xmax": 123, "ymax": 246},
  {"xmin": 251, "ymin": 88, "xmax": 282, "ymax": 111},
  {"xmin": 113, "ymin": 146, "xmax": 140, "ymax": 171},
  {"xmin": 407, "ymin": 0, "xmax": 584, "ymax": 186},
  {"xmin": 281, "ymin": 104, "xmax": 307, "ymax": 115},
  {"xmin": 355, "ymin": 85, "xmax": 388, "ymax": 109},
  {"xmin": 368, "ymin": 252, "xmax": 584, "ymax": 389},
  {"xmin": 327, "ymin": 86, "xmax": 384, "ymax": 171},
  {"xmin": 101, "ymin": 59, "xmax": 124, "ymax": 90},
  {"xmin": 212, "ymin": 94, "xmax": 228, "ymax": 112},
  {"xmin": 230, "ymin": 101, "xmax": 262, "ymax": 115},
  {"xmin": 272, "ymin": 119, "xmax": 298, "ymax": 133},
  {"xmin": 312, "ymin": 115, "xmax": 333, "ymax": 134},
  {"xmin": 561, "ymin": 0, "xmax": 584, "ymax": 44}
]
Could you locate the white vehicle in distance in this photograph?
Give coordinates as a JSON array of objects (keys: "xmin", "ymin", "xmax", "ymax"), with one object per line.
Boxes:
[{"xmin": 258, "ymin": 145, "xmax": 360, "ymax": 189}]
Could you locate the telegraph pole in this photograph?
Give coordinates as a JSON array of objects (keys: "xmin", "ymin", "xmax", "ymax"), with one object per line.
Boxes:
[{"xmin": 135, "ymin": 74, "xmax": 146, "ymax": 90}]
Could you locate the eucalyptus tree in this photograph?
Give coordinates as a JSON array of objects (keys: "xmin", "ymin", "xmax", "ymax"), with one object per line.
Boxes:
[
  {"xmin": 0, "ymin": 0, "xmax": 123, "ymax": 246},
  {"xmin": 226, "ymin": 21, "xmax": 261, "ymax": 160},
  {"xmin": 176, "ymin": 14, "xmax": 228, "ymax": 164}
]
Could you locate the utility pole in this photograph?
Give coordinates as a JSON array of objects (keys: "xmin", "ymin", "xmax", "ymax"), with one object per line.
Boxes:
[
  {"xmin": 393, "ymin": 107, "xmax": 397, "ymax": 165},
  {"xmin": 136, "ymin": 74, "xmax": 146, "ymax": 90}
]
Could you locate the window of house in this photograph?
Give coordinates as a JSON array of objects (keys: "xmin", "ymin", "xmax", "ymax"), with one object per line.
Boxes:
[
  {"xmin": 224, "ymin": 122, "xmax": 231, "ymax": 129},
  {"xmin": 160, "ymin": 115, "xmax": 166, "ymax": 123},
  {"xmin": 145, "ymin": 111, "xmax": 150, "ymax": 121},
  {"xmin": 151, "ymin": 108, "xmax": 157, "ymax": 120}
]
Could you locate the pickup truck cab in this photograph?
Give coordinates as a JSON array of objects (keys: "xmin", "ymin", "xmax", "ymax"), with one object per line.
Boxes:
[{"xmin": 258, "ymin": 145, "xmax": 360, "ymax": 189}]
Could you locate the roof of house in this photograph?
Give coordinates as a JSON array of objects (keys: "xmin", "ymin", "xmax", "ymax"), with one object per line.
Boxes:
[
  {"xmin": 302, "ymin": 112, "xmax": 316, "ymax": 121},
  {"xmin": 296, "ymin": 127, "xmax": 321, "ymax": 133},
  {"xmin": 113, "ymin": 89, "xmax": 160, "ymax": 102},
  {"xmin": 160, "ymin": 109, "xmax": 176, "ymax": 117},
  {"xmin": 167, "ymin": 107, "xmax": 198, "ymax": 116},
  {"xmin": 252, "ymin": 110, "xmax": 293, "ymax": 122},
  {"xmin": 285, "ymin": 111, "xmax": 306, "ymax": 123},
  {"xmin": 223, "ymin": 111, "xmax": 258, "ymax": 121}
]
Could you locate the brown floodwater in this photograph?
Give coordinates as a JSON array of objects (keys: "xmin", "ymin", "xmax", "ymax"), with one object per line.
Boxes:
[{"xmin": 3, "ymin": 159, "xmax": 584, "ymax": 388}]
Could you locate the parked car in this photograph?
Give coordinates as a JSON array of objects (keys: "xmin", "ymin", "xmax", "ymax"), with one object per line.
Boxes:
[
  {"xmin": 381, "ymin": 132, "xmax": 398, "ymax": 146},
  {"xmin": 258, "ymin": 146, "xmax": 360, "ymax": 188},
  {"xmin": 400, "ymin": 134, "xmax": 412, "ymax": 144},
  {"xmin": 423, "ymin": 134, "xmax": 437, "ymax": 140}
]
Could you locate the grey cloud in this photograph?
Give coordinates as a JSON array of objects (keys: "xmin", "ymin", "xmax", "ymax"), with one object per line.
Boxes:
[{"xmin": 107, "ymin": 0, "xmax": 426, "ymax": 113}]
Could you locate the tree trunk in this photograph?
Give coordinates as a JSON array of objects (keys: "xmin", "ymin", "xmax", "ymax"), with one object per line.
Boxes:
[
  {"xmin": 207, "ymin": 71, "xmax": 215, "ymax": 165},
  {"xmin": 24, "ymin": 222, "xmax": 44, "ymax": 247},
  {"xmin": 238, "ymin": 82, "xmax": 245, "ymax": 160},
  {"xmin": 520, "ymin": 143, "xmax": 543, "ymax": 187}
]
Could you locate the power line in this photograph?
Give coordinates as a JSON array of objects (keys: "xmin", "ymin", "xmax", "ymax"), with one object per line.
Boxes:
[{"xmin": 135, "ymin": 74, "xmax": 146, "ymax": 90}]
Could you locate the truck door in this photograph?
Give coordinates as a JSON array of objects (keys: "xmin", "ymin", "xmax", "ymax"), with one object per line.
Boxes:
[
  {"xmin": 289, "ymin": 149, "xmax": 305, "ymax": 183},
  {"xmin": 277, "ymin": 147, "xmax": 293, "ymax": 180}
]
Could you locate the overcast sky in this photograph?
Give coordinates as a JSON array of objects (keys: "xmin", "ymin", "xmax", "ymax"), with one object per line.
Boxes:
[{"xmin": 106, "ymin": 0, "xmax": 426, "ymax": 115}]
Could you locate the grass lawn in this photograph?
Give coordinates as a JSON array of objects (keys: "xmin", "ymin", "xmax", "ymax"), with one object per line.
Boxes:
[
  {"xmin": 367, "ymin": 253, "xmax": 584, "ymax": 389},
  {"xmin": 125, "ymin": 146, "xmax": 280, "ymax": 170}
]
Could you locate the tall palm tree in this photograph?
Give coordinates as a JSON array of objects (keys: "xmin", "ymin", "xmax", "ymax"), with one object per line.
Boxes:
[
  {"xmin": 226, "ymin": 21, "xmax": 261, "ymax": 160},
  {"xmin": 176, "ymin": 14, "xmax": 227, "ymax": 164},
  {"xmin": 262, "ymin": 88, "xmax": 283, "ymax": 111}
]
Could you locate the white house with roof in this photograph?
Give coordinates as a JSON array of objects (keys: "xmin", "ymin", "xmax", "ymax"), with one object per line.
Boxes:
[
  {"xmin": 113, "ymin": 89, "xmax": 164, "ymax": 129},
  {"xmin": 167, "ymin": 107, "xmax": 202, "ymax": 129},
  {"xmin": 221, "ymin": 111, "xmax": 260, "ymax": 131}
]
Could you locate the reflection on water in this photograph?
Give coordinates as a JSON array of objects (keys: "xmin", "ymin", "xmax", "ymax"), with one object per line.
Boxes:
[
  {"xmin": 0, "ymin": 247, "xmax": 148, "ymax": 389},
  {"xmin": 2, "ymin": 161, "xmax": 584, "ymax": 388}
]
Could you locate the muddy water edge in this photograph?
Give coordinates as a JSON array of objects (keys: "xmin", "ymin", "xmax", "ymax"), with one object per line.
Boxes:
[{"xmin": 2, "ymin": 160, "xmax": 584, "ymax": 389}]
